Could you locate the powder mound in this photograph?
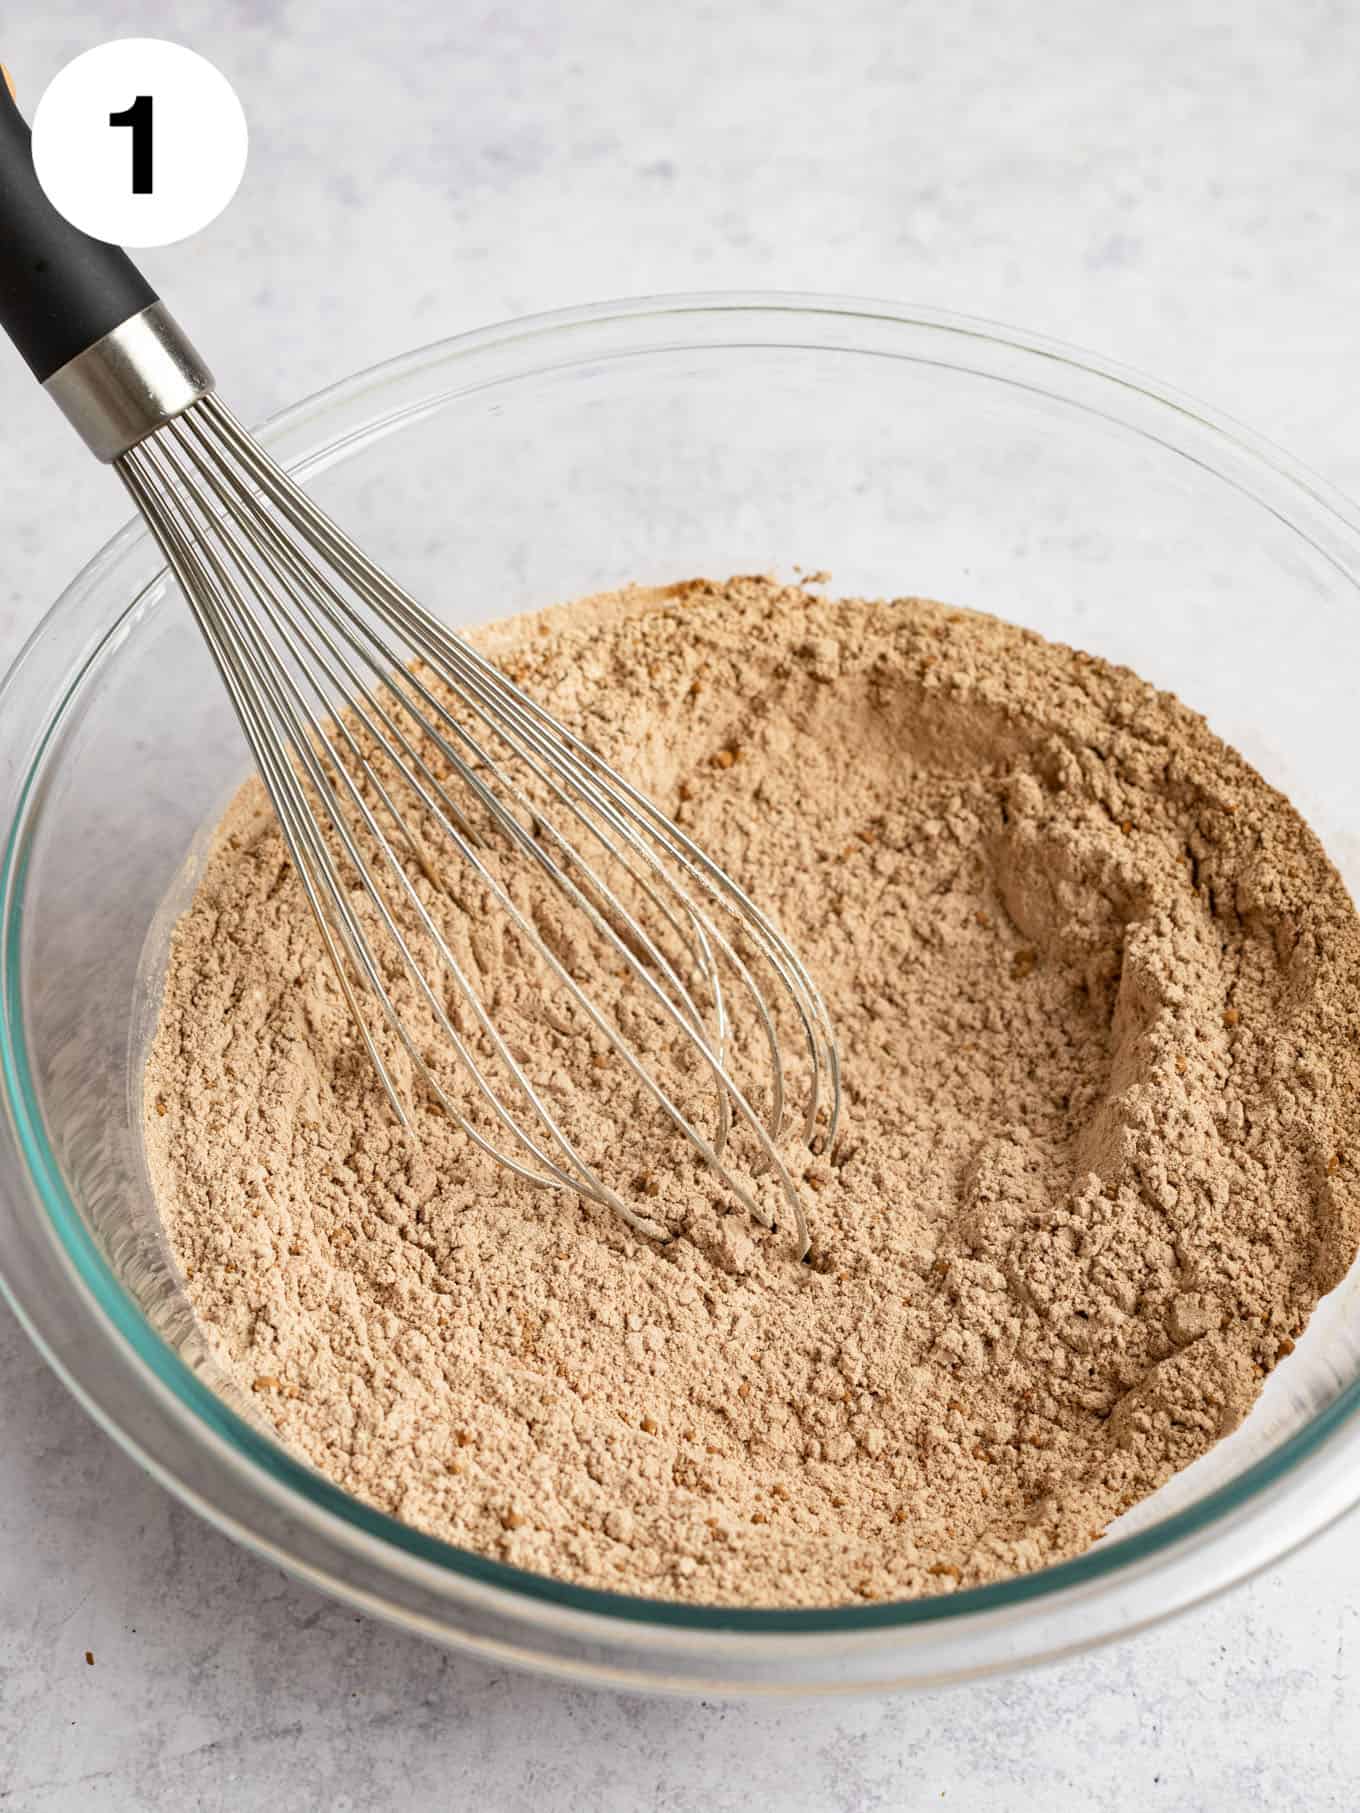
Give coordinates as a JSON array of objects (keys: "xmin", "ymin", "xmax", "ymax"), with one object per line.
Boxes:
[{"xmin": 144, "ymin": 577, "xmax": 1360, "ymax": 1607}]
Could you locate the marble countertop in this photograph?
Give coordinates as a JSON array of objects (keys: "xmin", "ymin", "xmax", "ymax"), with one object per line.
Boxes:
[{"xmin": 2, "ymin": 2, "xmax": 1358, "ymax": 1806}]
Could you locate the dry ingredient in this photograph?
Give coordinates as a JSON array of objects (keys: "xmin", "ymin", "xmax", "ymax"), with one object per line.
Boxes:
[{"xmin": 144, "ymin": 576, "xmax": 1360, "ymax": 1606}]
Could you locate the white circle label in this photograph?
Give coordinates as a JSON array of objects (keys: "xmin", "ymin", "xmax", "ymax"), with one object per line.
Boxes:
[{"xmin": 31, "ymin": 39, "xmax": 247, "ymax": 248}]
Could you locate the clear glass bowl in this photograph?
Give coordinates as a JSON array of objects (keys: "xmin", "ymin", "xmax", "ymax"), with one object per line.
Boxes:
[{"xmin": 4, "ymin": 294, "xmax": 1360, "ymax": 1694}]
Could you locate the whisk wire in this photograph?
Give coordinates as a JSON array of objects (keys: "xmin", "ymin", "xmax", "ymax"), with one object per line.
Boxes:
[
  {"xmin": 117, "ymin": 392, "xmax": 840, "ymax": 1256},
  {"xmin": 147, "ymin": 423, "xmax": 770, "ymax": 1234},
  {"xmin": 168, "ymin": 403, "xmax": 749, "ymax": 1171}
]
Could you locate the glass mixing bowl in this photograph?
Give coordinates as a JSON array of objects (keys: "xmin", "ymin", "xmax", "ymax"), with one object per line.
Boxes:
[{"xmin": 3, "ymin": 295, "xmax": 1360, "ymax": 1694}]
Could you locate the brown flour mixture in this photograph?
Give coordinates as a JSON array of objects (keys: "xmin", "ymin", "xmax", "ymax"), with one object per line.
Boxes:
[{"xmin": 145, "ymin": 577, "xmax": 1360, "ymax": 1606}]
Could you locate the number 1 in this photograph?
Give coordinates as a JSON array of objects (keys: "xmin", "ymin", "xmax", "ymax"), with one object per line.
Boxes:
[{"xmin": 109, "ymin": 94, "xmax": 153, "ymax": 194}]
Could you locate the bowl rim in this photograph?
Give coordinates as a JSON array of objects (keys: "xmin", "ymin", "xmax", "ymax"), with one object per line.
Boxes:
[{"xmin": 4, "ymin": 287, "xmax": 1360, "ymax": 1654}]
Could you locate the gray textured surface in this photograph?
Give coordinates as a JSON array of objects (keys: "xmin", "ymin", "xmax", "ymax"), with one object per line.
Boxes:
[{"xmin": 2, "ymin": 2, "xmax": 1359, "ymax": 1806}]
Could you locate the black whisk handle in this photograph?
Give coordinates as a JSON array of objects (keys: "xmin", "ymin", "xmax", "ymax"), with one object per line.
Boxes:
[{"xmin": 0, "ymin": 73, "xmax": 158, "ymax": 384}]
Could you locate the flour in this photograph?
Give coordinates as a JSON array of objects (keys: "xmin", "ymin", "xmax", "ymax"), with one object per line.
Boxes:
[{"xmin": 144, "ymin": 577, "xmax": 1360, "ymax": 1605}]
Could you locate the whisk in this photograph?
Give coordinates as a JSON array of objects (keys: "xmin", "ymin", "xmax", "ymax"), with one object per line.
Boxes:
[{"xmin": 0, "ymin": 84, "xmax": 838, "ymax": 1254}]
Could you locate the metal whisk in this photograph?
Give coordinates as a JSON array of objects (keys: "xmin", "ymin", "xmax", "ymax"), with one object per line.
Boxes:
[{"xmin": 0, "ymin": 85, "xmax": 838, "ymax": 1254}]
